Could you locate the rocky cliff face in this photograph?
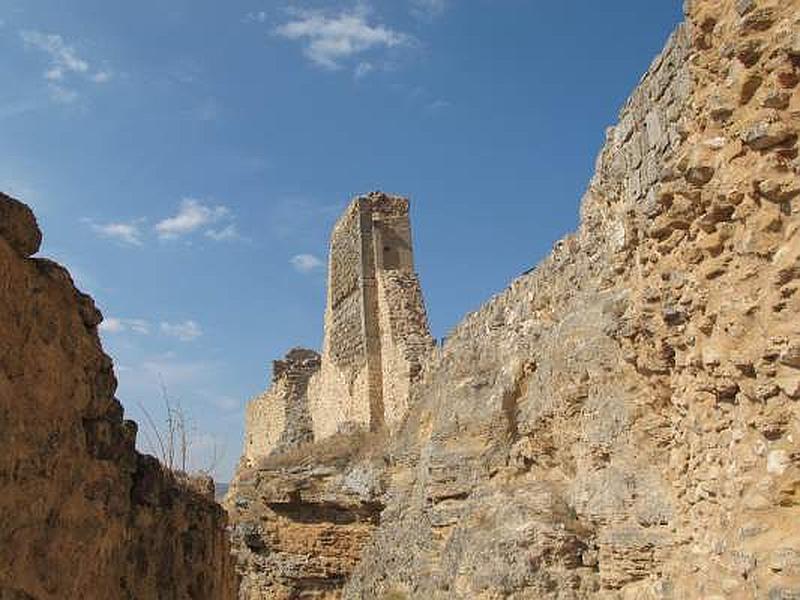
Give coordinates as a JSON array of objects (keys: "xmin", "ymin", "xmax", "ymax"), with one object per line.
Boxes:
[
  {"xmin": 0, "ymin": 192, "xmax": 238, "ymax": 599},
  {"xmin": 227, "ymin": 433, "xmax": 384, "ymax": 599},
  {"xmin": 230, "ymin": 0, "xmax": 800, "ymax": 598}
]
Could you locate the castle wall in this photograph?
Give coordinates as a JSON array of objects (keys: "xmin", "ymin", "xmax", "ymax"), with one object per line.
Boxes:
[
  {"xmin": 243, "ymin": 349, "xmax": 319, "ymax": 465},
  {"xmin": 240, "ymin": 192, "xmax": 432, "ymax": 461},
  {"xmin": 244, "ymin": 388, "xmax": 286, "ymax": 465}
]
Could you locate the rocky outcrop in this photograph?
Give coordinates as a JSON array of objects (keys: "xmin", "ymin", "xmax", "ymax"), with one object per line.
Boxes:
[
  {"xmin": 0, "ymin": 192, "xmax": 238, "ymax": 599},
  {"xmin": 227, "ymin": 433, "xmax": 384, "ymax": 599}
]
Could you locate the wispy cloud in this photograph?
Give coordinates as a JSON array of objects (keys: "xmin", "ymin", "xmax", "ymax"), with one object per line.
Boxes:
[
  {"xmin": 290, "ymin": 253, "xmax": 324, "ymax": 273},
  {"xmin": 243, "ymin": 11, "xmax": 268, "ymax": 24},
  {"xmin": 155, "ymin": 198, "xmax": 230, "ymax": 240},
  {"xmin": 426, "ymin": 98, "xmax": 451, "ymax": 113},
  {"xmin": 90, "ymin": 70, "xmax": 113, "ymax": 83},
  {"xmin": 410, "ymin": 0, "xmax": 447, "ymax": 21},
  {"xmin": 84, "ymin": 218, "xmax": 144, "ymax": 246},
  {"xmin": 160, "ymin": 320, "xmax": 203, "ymax": 342},
  {"xmin": 274, "ymin": 6, "xmax": 411, "ymax": 71},
  {"xmin": 139, "ymin": 353, "xmax": 215, "ymax": 384},
  {"xmin": 100, "ymin": 317, "xmax": 151, "ymax": 335},
  {"xmin": 205, "ymin": 224, "xmax": 242, "ymax": 241},
  {"xmin": 20, "ymin": 30, "xmax": 112, "ymax": 103}
]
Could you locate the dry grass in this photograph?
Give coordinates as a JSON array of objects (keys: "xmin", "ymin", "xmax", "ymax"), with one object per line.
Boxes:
[{"xmin": 256, "ymin": 429, "xmax": 386, "ymax": 470}]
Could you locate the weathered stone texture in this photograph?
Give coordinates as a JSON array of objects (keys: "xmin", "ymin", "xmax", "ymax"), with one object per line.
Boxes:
[
  {"xmin": 0, "ymin": 193, "xmax": 238, "ymax": 599},
  {"xmin": 231, "ymin": 1, "xmax": 800, "ymax": 597},
  {"xmin": 230, "ymin": 194, "xmax": 433, "ymax": 598},
  {"xmin": 226, "ymin": 435, "xmax": 384, "ymax": 600},
  {"xmin": 345, "ymin": 0, "xmax": 800, "ymax": 598}
]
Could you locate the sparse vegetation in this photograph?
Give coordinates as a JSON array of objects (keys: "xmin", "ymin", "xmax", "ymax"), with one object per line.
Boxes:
[
  {"xmin": 256, "ymin": 429, "xmax": 385, "ymax": 470},
  {"xmin": 135, "ymin": 379, "xmax": 224, "ymax": 478}
]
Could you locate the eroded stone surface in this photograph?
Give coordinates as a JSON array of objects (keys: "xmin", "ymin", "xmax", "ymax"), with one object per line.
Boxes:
[
  {"xmin": 0, "ymin": 192, "xmax": 41, "ymax": 257},
  {"xmin": 227, "ymin": 434, "xmax": 384, "ymax": 599}
]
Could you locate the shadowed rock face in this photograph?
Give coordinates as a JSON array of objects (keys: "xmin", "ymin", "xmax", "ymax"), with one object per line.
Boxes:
[
  {"xmin": 0, "ymin": 193, "xmax": 238, "ymax": 599},
  {"xmin": 231, "ymin": 0, "xmax": 800, "ymax": 598}
]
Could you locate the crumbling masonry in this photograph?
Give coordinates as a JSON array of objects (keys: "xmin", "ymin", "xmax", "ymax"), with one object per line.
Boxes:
[{"xmin": 242, "ymin": 192, "xmax": 433, "ymax": 464}]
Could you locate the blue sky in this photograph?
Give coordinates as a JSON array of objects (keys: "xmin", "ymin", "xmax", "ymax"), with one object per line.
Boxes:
[{"xmin": 1, "ymin": 0, "xmax": 683, "ymax": 480}]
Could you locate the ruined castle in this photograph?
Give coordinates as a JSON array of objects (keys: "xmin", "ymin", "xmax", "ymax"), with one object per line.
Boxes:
[
  {"xmin": 228, "ymin": 2, "xmax": 800, "ymax": 598},
  {"xmin": 242, "ymin": 192, "xmax": 434, "ymax": 464},
  {"xmin": 2, "ymin": 0, "xmax": 799, "ymax": 598}
]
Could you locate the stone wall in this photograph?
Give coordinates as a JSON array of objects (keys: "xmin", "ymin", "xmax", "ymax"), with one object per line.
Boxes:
[
  {"xmin": 0, "ymin": 193, "xmax": 238, "ymax": 599},
  {"xmin": 229, "ymin": 193, "xmax": 433, "ymax": 598},
  {"xmin": 345, "ymin": 0, "xmax": 800, "ymax": 597},
  {"xmin": 243, "ymin": 348, "xmax": 320, "ymax": 464},
  {"xmin": 231, "ymin": 2, "xmax": 800, "ymax": 597}
]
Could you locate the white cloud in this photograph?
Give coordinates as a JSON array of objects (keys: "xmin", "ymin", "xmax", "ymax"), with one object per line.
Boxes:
[
  {"xmin": 20, "ymin": 30, "xmax": 112, "ymax": 102},
  {"xmin": 127, "ymin": 319, "xmax": 152, "ymax": 335},
  {"xmin": 90, "ymin": 70, "xmax": 113, "ymax": 83},
  {"xmin": 21, "ymin": 30, "xmax": 89, "ymax": 79},
  {"xmin": 99, "ymin": 317, "xmax": 124, "ymax": 334},
  {"xmin": 274, "ymin": 7, "xmax": 410, "ymax": 70},
  {"xmin": 140, "ymin": 356, "xmax": 211, "ymax": 383},
  {"xmin": 410, "ymin": 0, "xmax": 447, "ymax": 21},
  {"xmin": 160, "ymin": 320, "xmax": 203, "ymax": 342},
  {"xmin": 205, "ymin": 223, "xmax": 241, "ymax": 241},
  {"xmin": 100, "ymin": 317, "xmax": 151, "ymax": 335},
  {"xmin": 155, "ymin": 198, "xmax": 230, "ymax": 240},
  {"xmin": 48, "ymin": 84, "xmax": 79, "ymax": 104},
  {"xmin": 85, "ymin": 219, "xmax": 143, "ymax": 246},
  {"xmin": 290, "ymin": 253, "xmax": 324, "ymax": 273}
]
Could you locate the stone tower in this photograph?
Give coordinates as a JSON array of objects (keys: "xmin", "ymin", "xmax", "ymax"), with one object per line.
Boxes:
[
  {"xmin": 307, "ymin": 192, "xmax": 433, "ymax": 440},
  {"xmin": 242, "ymin": 191, "xmax": 433, "ymax": 463}
]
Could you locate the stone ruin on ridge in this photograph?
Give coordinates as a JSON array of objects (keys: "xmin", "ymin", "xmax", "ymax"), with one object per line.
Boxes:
[{"xmin": 242, "ymin": 191, "xmax": 434, "ymax": 464}]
